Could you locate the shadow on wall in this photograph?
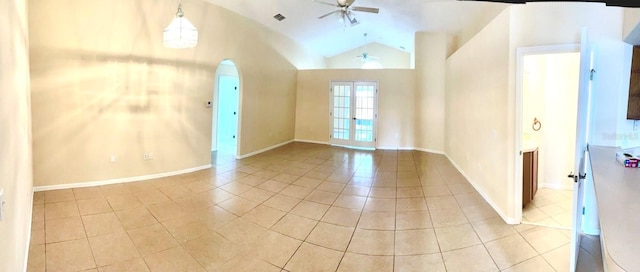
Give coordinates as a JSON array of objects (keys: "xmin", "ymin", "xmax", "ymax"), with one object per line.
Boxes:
[{"xmin": 30, "ymin": 47, "xmax": 217, "ymax": 185}]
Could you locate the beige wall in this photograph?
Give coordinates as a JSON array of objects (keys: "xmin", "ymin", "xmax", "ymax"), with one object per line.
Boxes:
[
  {"xmin": 29, "ymin": 0, "xmax": 318, "ymax": 186},
  {"xmin": 326, "ymin": 43, "xmax": 411, "ymax": 69},
  {"xmin": 0, "ymin": 0, "xmax": 33, "ymax": 270},
  {"xmin": 623, "ymin": 8, "xmax": 640, "ymax": 44},
  {"xmin": 446, "ymin": 9, "xmax": 512, "ymax": 220},
  {"xmin": 414, "ymin": 32, "xmax": 448, "ymax": 153},
  {"xmin": 446, "ymin": 2, "xmax": 627, "ymax": 222},
  {"xmin": 295, "ymin": 69, "xmax": 416, "ymax": 149}
]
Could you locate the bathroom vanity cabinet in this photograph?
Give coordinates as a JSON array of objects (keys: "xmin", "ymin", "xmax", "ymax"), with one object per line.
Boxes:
[{"xmin": 522, "ymin": 148, "xmax": 539, "ymax": 207}]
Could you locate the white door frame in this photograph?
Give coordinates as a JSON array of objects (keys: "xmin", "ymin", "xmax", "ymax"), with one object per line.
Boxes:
[
  {"xmin": 329, "ymin": 80, "xmax": 378, "ymax": 149},
  {"xmin": 514, "ymin": 43, "xmax": 581, "ymax": 223},
  {"xmin": 212, "ymin": 59, "xmax": 242, "ymax": 159}
]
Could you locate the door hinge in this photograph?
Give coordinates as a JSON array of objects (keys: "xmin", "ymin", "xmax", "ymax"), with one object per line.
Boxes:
[
  {"xmin": 582, "ymin": 206, "xmax": 585, "ymax": 215},
  {"xmin": 590, "ymin": 69, "xmax": 596, "ymax": 81}
]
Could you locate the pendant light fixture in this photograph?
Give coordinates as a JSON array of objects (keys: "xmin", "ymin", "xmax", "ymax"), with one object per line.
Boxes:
[{"xmin": 163, "ymin": 0, "xmax": 198, "ymax": 49}]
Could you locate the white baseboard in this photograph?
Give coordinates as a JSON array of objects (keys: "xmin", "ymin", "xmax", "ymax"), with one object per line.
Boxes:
[
  {"xmin": 414, "ymin": 147, "xmax": 446, "ymax": 155},
  {"xmin": 33, "ymin": 164, "xmax": 212, "ymax": 192},
  {"xmin": 444, "ymin": 154, "xmax": 519, "ymax": 225},
  {"xmin": 236, "ymin": 140, "xmax": 294, "ymax": 159},
  {"xmin": 293, "ymin": 139, "xmax": 330, "ymax": 145}
]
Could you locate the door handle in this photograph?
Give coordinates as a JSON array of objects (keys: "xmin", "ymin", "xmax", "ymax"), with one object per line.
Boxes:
[{"xmin": 567, "ymin": 172, "xmax": 587, "ymax": 183}]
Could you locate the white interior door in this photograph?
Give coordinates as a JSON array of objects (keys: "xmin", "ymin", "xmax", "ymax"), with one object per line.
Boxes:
[
  {"xmin": 216, "ymin": 75, "xmax": 239, "ymax": 152},
  {"xmin": 569, "ymin": 27, "xmax": 593, "ymax": 272},
  {"xmin": 330, "ymin": 81, "xmax": 377, "ymax": 149}
]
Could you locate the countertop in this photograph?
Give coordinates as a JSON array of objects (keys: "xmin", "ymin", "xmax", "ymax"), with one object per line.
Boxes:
[{"xmin": 589, "ymin": 145, "xmax": 640, "ymax": 271}]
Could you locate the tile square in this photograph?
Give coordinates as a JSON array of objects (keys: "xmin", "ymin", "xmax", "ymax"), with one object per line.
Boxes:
[
  {"xmin": 397, "ymin": 187, "xmax": 424, "ymax": 198},
  {"xmin": 395, "ymin": 253, "xmax": 446, "ymax": 272},
  {"xmin": 263, "ymin": 194, "xmax": 301, "ymax": 212},
  {"xmin": 242, "ymin": 204, "xmax": 286, "ymax": 228},
  {"xmin": 45, "ymin": 217, "xmax": 86, "ymax": 243},
  {"xmin": 284, "ymin": 242, "xmax": 343, "ymax": 272},
  {"xmin": 485, "ymin": 234, "xmax": 538, "ymax": 269},
  {"xmin": 434, "ymin": 224, "xmax": 481, "ymax": 252},
  {"xmin": 144, "ymin": 246, "xmax": 205, "ymax": 272},
  {"xmin": 397, "ymin": 197, "xmax": 428, "ymax": 211},
  {"xmin": 290, "ymin": 200, "xmax": 330, "ymax": 220},
  {"xmin": 77, "ymin": 198, "xmax": 112, "ymax": 215},
  {"xmin": 502, "ymin": 255, "xmax": 555, "ymax": 272},
  {"xmin": 470, "ymin": 217, "xmax": 517, "ymax": 243},
  {"xmin": 216, "ymin": 218, "xmax": 268, "ymax": 246},
  {"xmin": 106, "ymin": 194, "xmax": 143, "ymax": 211},
  {"xmin": 183, "ymin": 233, "xmax": 240, "ymax": 271},
  {"xmin": 426, "ymin": 196, "xmax": 459, "ymax": 211},
  {"xmin": 82, "ymin": 212, "xmax": 125, "ymax": 237},
  {"xmin": 134, "ymin": 188, "xmax": 171, "ymax": 206},
  {"xmin": 347, "ymin": 229, "xmax": 395, "ymax": 255},
  {"xmin": 306, "ymin": 222, "xmax": 355, "ymax": 251},
  {"xmin": 88, "ymin": 232, "xmax": 140, "ymax": 266},
  {"xmin": 96, "ymin": 258, "xmax": 150, "ymax": 272},
  {"xmin": 396, "ymin": 210, "xmax": 432, "ymax": 230},
  {"xmin": 240, "ymin": 187, "xmax": 275, "ymax": 203},
  {"xmin": 364, "ymin": 198, "xmax": 396, "ymax": 212},
  {"xmin": 127, "ymin": 223, "xmax": 179, "ymax": 256},
  {"xmin": 333, "ymin": 195, "xmax": 366, "ymax": 210},
  {"xmin": 521, "ymin": 227, "xmax": 570, "ymax": 254},
  {"xmin": 357, "ymin": 211, "xmax": 395, "ymax": 230},
  {"xmin": 45, "ymin": 200, "xmax": 79, "ymax": 220},
  {"xmin": 442, "ymin": 244, "xmax": 499, "ymax": 272},
  {"xmin": 337, "ymin": 253, "xmax": 393, "ymax": 272},
  {"xmin": 396, "ymin": 229, "xmax": 440, "ymax": 255},
  {"xmin": 73, "ymin": 187, "xmax": 104, "ymax": 200},
  {"xmin": 316, "ymin": 181, "xmax": 346, "ymax": 193},
  {"xmin": 27, "ymin": 244, "xmax": 45, "ymax": 272},
  {"xmin": 280, "ymin": 184, "xmax": 314, "ymax": 199},
  {"xmin": 248, "ymin": 231, "xmax": 302, "ymax": 267},
  {"xmin": 218, "ymin": 196, "xmax": 260, "ymax": 216},
  {"xmin": 321, "ymin": 206, "xmax": 361, "ymax": 227},
  {"xmin": 272, "ymin": 213, "xmax": 318, "ymax": 240},
  {"xmin": 305, "ymin": 190, "xmax": 339, "ymax": 205},
  {"xmin": 114, "ymin": 207, "xmax": 158, "ymax": 230},
  {"xmin": 46, "ymin": 238, "xmax": 95, "ymax": 271},
  {"xmin": 146, "ymin": 201, "xmax": 186, "ymax": 222},
  {"xmin": 44, "ymin": 189, "xmax": 75, "ymax": 203},
  {"xmin": 430, "ymin": 208, "xmax": 468, "ymax": 228}
]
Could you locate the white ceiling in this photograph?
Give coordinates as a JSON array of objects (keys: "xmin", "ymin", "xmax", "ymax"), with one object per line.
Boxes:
[{"xmin": 203, "ymin": 0, "xmax": 509, "ymax": 58}]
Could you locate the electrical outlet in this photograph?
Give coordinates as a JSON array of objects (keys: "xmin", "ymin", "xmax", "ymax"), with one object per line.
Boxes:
[
  {"xmin": 143, "ymin": 153, "xmax": 149, "ymax": 160},
  {"xmin": 110, "ymin": 155, "xmax": 116, "ymax": 163},
  {"xmin": 148, "ymin": 153, "xmax": 153, "ymax": 160}
]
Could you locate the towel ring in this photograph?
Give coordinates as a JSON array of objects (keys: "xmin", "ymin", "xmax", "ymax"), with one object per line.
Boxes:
[{"xmin": 532, "ymin": 118, "xmax": 542, "ymax": 131}]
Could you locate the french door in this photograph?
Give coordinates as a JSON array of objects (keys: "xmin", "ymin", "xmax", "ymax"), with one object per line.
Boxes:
[{"xmin": 329, "ymin": 81, "xmax": 377, "ymax": 149}]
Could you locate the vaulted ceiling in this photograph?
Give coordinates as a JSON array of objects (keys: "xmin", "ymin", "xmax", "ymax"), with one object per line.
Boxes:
[{"xmin": 203, "ymin": 0, "xmax": 509, "ymax": 58}]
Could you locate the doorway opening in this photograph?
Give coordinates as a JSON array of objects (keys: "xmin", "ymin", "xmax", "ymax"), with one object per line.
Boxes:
[
  {"xmin": 515, "ymin": 45, "xmax": 580, "ymax": 229},
  {"xmin": 212, "ymin": 59, "xmax": 240, "ymax": 164},
  {"xmin": 329, "ymin": 81, "xmax": 378, "ymax": 149}
]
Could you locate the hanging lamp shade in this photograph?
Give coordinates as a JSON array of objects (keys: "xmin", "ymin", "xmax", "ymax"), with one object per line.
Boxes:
[{"xmin": 163, "ymin": 2, "xmax": 198, "ymax": 49}]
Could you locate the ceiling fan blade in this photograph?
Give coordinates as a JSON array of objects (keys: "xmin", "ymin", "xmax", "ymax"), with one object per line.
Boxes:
[
  {"xmin": 351, "ymin": 6, "xmax": 379, "ymax": 13},
  {"xmin": 318, "ymin": 10, "xmax": 340, "ymax": 19},
  {"xmin": 312, "ymin": 0, "xmax": 339, "ymax": 7}
]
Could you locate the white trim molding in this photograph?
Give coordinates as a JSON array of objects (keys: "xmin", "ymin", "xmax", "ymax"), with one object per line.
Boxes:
[
  {"xmin": 236, "ymin": 140, "xmax": 294, "ymax": 159},
  {"xmin": 33, "ymin": 164, "xmax": 212, "ymax": 192},
  {"xmin": 293, "ymin": 139, "xmax": 330, "ymax": 145},
  {"xmin": 445, "ymin": 154, "xmax": 520, "ymax": 225}
]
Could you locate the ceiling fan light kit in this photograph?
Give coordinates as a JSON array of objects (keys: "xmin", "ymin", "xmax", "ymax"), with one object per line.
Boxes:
[
  {"xmin": 163, "ymin": 0, "xmax": 198, "ymax": 49},
  {"xmin": 313, "ymin": 0, "xmax": 379, "ymax": 27}
]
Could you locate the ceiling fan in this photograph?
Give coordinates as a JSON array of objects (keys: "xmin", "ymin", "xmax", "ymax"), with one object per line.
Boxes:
[
  {"xmin": 355, "ymin": 33, "xmax": 378, "ymax": 63},
  {"xmin": 313, "ymin": 0, "xmax": 380, "ymax": 27}
]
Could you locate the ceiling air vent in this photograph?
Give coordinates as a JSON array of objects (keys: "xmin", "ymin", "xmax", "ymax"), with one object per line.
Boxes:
[{"xmin": 273, "ymin": 13, "xmax": 286, "ymax": 21}]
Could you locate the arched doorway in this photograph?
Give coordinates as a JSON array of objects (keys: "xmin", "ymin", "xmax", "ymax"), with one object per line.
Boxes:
[{"xmin": 212, "ymin": 59, "xmax": 240, "ymax": 164}]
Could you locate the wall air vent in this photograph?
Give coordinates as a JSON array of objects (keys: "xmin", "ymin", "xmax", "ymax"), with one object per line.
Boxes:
[{"xmin": 273, "ymin": 13, "xmax": 286, "ymax": 21}]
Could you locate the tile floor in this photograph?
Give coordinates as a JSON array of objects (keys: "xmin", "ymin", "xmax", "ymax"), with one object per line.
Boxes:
[
  {"xmin": 522, "ymin": 188, "xmax": 573, "ymax": 229},
  {"xmin": 27, "ymin": 142, "xmax": 577, "ymax": 272}
]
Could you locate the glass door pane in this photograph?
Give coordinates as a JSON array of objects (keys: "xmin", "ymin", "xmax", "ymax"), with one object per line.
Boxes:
[{"xmin": 354, "ymin": 83, "xmax": 375, "ymax": 143}]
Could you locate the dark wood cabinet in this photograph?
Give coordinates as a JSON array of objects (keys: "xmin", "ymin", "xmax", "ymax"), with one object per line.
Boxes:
[
  {"xmin": 628, "ymin": 46, "xmax": 640, "ymax": 119},
  {"xmin": 522, "ymin": 149, "xmax": 538, "ymax": 207}
]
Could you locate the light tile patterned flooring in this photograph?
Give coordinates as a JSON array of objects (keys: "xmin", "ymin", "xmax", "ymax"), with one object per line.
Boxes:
[
  {"xmin": 522, "ymin": 188, "xmax": 573, "ymax": 229},
  {"xmin": 27, "ymin": 142, "xmax": 575, "ymax": 272}
]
